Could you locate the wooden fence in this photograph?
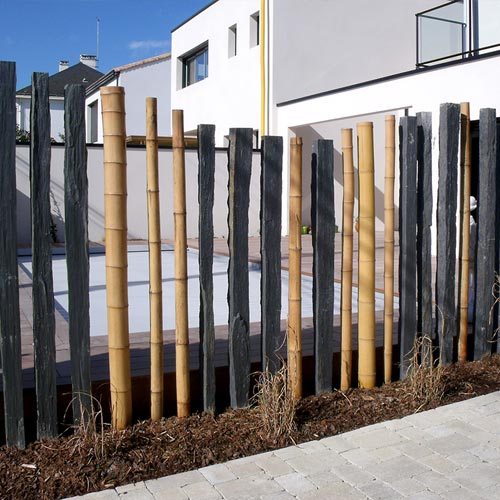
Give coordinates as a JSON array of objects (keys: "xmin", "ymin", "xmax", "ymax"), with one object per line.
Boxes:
[{"xmin": 1, "ymin": 61, "xmax": 499, "ymax": 447}]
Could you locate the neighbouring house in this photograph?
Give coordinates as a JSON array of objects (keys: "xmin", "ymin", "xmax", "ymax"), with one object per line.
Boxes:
[
  {"xmin": 16, "ymin": 55, "xmax": 103, "ymax": 141},
  {"xmin": 171, "ymin": 0, "xmax": 500, "ymax": 233},
  {"xmin": 84, "ymin": 52, "xmax": 172, "ymax": 143}
]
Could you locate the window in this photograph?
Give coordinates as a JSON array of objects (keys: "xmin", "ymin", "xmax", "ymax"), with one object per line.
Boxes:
[
  {"xmin": 182, "ymin": 43, "xmax": 209, "ymax": 87},
  {"xmin": 88, "ymin": 100, "xmax": 98, "ymax": 143},
  {"xmin": 250, "ymin": 12, "xmax": 260, "ymax": 47},
  {"xmin": 228, "ymin": 24, "xmax": 237, "ymax": 57}
]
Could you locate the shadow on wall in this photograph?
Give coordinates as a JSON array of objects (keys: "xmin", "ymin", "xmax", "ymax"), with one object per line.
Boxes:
[{"xmin": 291, "ymin": 120, "xmax": 399, "ymax": 231}]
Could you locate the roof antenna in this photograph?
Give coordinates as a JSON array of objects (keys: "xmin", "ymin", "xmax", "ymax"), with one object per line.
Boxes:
[{"xmin": 96, "ymin": 17, "xmax": 100, "ymax": 68}]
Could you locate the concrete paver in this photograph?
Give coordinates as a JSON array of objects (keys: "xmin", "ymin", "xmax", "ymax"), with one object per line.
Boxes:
[{"xmin": 66, "ymin": 391, "xmax": 500, "ymax": 500}]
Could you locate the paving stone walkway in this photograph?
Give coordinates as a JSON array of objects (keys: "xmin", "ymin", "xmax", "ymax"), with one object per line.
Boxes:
[{"xmin": 66, "ymin": 391, "xmax": 500, "ymax": 500}]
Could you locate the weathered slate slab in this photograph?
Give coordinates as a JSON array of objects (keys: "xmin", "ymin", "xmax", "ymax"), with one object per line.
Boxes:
[
  {"xmin": 474, "ymin": 108, "xmax": 497, "ymax": 359},
  {"xmin": 64, "ymin": 84, "xmax": 91, "ymax": 424},
  {"xmin": 416, "ymin": 112, "xmax": 433, "ymax": 338},
  {"xmin": 398, "ymin": 117, "xmax": 418, "ymax": 377},
  {"xmin": 260, "ymin": 136, "xmax": 283, "ymax": 374},
  {"xmin": 311, "ymin": 140, "xmax": 335, "ymax": 393},
  {"xmin": 0, "ymin": 61, "xmax": 25, "ymax": 448},
  {"xmin": 31, "ymin": 72, "xmax": 58, "ymax": 439},
  {"xmin": 198, "ymin": 124, "xmax": 216, "ymax": 412},
  {"xmin": 227, "ymin": 128, "xmax": 253, "ymax": 408},
  {"xmin": 436, "ymin": 103, "xmax": 460, "ymax": 365}
]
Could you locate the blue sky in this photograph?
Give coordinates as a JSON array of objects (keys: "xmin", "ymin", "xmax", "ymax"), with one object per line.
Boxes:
[{"xmin": 0, "ymin": 0, "xmax": 210, "ymax": 90}]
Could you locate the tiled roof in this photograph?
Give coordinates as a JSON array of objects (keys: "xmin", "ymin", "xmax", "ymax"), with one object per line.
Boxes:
[
  {"xmin": 16, "ymin": 63, "xmax": 104, "ymax": 97},
  {"xmin": 114, "ymin": 52, "xmax": 171, "ymax": 72}
]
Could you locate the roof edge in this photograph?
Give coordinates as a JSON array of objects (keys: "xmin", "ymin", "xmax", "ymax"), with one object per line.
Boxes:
[
  {"xmin": 85, "ymin": 70, "xmax": 118, "ymax": 97},
  {"xmin": 114, "ymin": 52, "xmax": 171, "ymax": 73},
  {"xmin": 171, "ymin": 0, "xmax": 218, "ymax": 33}
]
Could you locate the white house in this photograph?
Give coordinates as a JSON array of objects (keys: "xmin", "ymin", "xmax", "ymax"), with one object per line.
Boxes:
[
  {"xmin": 85, "ymin": 52, "xmax": 172, "ymax": 143},
  {"xmin": 171, "ymin": 0, "xmax": 500, "ymax": 232},
  {"xmin": 16, "ymin": 55, "xmax": 103, "ymax": 141}
]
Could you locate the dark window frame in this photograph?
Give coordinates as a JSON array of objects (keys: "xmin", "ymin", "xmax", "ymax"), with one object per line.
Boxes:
[{"xmin": 182, "ymin": 42, "xmax": 209, "ymax": 88}]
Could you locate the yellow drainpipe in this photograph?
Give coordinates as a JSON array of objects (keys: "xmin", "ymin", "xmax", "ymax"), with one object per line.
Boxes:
[{"xmin": 260, "ymin": 0, "xmax": 266, "ymax": 138}]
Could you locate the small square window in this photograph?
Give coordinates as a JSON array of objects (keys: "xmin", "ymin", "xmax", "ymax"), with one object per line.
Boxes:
[
  {"xmin": 250, "ymin": 12, "xmax": 260, "ymax": 47},
  {"xmin": 228, "ymin": 24, "xmax": 237, "ymax": 57},
  {"xmin": 182, "ymin": 43, "xmax": 209, "ymax": 88}
]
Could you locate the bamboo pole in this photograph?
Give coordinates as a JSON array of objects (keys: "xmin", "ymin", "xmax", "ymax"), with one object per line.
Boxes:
[
  {"xmin": 101, "ymin": 86, "xmax": 132, "ymax": 430},
  {"xmin": 357, "ymin": 122, "xmax": 376, "ymax": 389},
  {"xmin": 458, "ymin": 102, "xmax": 471, "ymax": 362},
  {"xmin": 340, "ymin": 129, "xmax": 354, "ymax": 391},
  {"xmin": 288, "ymin": 137, "xmax": 302, "ymax": 400},
  {"xmin": 384, "ymin": 115, "xmax": 395, "ymax": 383},
  {"xmin": 172, "ymin": 109, "xmax": 190, "ymax": 417},
  {"xmin": 146, "ymin": 98, "xmax": 163, "ymax": 420}
]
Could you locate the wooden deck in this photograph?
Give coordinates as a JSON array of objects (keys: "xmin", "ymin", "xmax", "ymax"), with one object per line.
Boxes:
[{"xmin": 11, "ymin": 233, "xmax": 401, "ymax": 389}]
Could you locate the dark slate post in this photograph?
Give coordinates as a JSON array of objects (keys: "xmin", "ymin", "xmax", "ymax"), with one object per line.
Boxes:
[
  {"xmin": 474, "ymin": 108, "xmax": 497, "ymax": 359},
  {"xmin": 416, "ymin": 112, "xmax": 433, "ymax": 338},
  {"xmin": 0, "ymin": 61, "xmax": 25, "ymax": 448},
  {"xmin": 398, "ymin": 116, "xmax": 418, "ymax": 378},
  {"xmin": 198, "ymin": 124, "xmax": 216, "ymax": 412},
  {"xmin": 260, "ymin": 136, "xmax": 283, "ymax": 374},
  {"xmin": 311, "ymin": 140, "xmax": 335, "ymax": 393},
  {"xmin": 31, "ymin": 72, "xmax": 58, "ymax": 439},
  {"xmin": 64, "ymin": 84, "xmax": 92, "ymax": 424},
  {"xmin": 227, "ymin": 128, "xmax": 253, "ymax": 408},
  {"xmin": 436, "ymin": 103, "xmax": 460, "ymax": 365}
]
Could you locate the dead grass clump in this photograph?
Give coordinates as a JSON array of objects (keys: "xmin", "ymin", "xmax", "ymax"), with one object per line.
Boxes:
[
  {"xmin": 251, "ymin": 363, "xmax": 297, "ymax": 442},
  {"xmin": 406, "ymin": 335, "xmax": 447, "ymax": 409}
]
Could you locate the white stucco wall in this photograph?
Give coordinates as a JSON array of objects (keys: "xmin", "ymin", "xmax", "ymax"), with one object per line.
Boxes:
[
  {"xmin": 272, "ymin": 0, "xmax": 438, "ymax": 104},
  {"xmin": 16, "ymin": 96, "xmax": 65, "ymax": 141},
  {"xmin": 277, "ymin": 54, "xmax": 500, "ymax": 241},
  {"xmin": 15, "ymin": 144, "xmax": 262, "ymax": 246},
  {"xmin": 171, "ymin": 0, "xmax": 261, "ymax": 145},
  {"xmin": 85, "ymin": 57, "xmax": 171, "ymax": 143}
]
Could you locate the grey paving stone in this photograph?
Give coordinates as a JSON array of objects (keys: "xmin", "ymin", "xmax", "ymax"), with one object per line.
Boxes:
[
  {"xmin": 383, "ymin": 418, "xmax": 413, "ymax": 431},
  {"xmin": 365, "ymin": 455, "xmax": 430, "ymax": 482},
  {"xmin": 298, "ymin": 440, "xmax": 328, "ymax": 454},
  {"xmin": 447, "ymin": 450, "xmax": 481, "ymax": 467},
  {"xmin": 146, "ymin": 486, "xmax": 188, "ymax": 500},
  {"xmin": 320, "ymin": 435, "xmax": 358, "ymax": 453},
  {"xmin": 448, "ymin": 462, "xmax": 500, "ymax": 491},
  {"xmin": 470, "ymin": 443, "xmax": 500, "ymax": 463},
  {"xmin": 273, "ymin": 446, "xmax": 306, "ymax": 460},
  {"xmin": 368, "ymin": 445, "xmax": 403, "ymax": 462},
  {"xmin": 416, "ymin": 453, "xmax": 460, "ymax": 474},
  {"xmin": 439, "ymin": 487, "xmax": 485, "ymax": 500},
  {"xmin": 226, "ymin": 460, "xmax": 263, "ymax": 478},
  {"xmin": 330, "ymin": 463, "xmax": 376, "ymax": 486},
  {"xmin": 390, "ymin": 478, "xmax": 427, "ymax": 496},
  {"xmin": 181, "ymin": 481, "xmax": 223, "ymax": 500},
  {"xmin": 417, "ymin": 471, "xmax": 460, "ymax": 494},
  {"xmin": 71, "ymin": 491, "xmax": 119, "ymax": 500},
  {"xmin": 476, "ymin": 484, "xmax": 500, "ymax": 500},
  {"xmin": 286, "ymin": 453, "xmax": 332, "ymax": 476},
  {"xmin": 341, "ymin": 447, "xmax": 379, "ymax": 467},
  {"xmin": 425, "ymin": 434, "xmax": 476, "ymax": 456},
  {"xmin": 406, "ymin": 490, "xmax": 442, "ymax": 500},
  {"xmin": 200, "ymin": 463, "xmax": 237, "ymax": 484},
  {"xmin": 358, "ymin": 478, "xmax": 401, "ymax": 499},
  {"xmin": 395, "ymin": 441, "xmax": 433, "ymax": 460},
  {"xmin": 144, "ymin": 470, "xmax": 205, "ymax": 490},
  {"xmin": 472, "ymin": 414, "xmax": 500, "ymax": 433},
  {"xmin": 116, "ymin": 482, "xmax": 151, "ymax": 496},
  {"xmin": 255, "ymin": 456, "xmax": 295, "ymax": 478},
  {"xmin": 397, "ymin": 426, "xmax": 432, "ymax": 443},
  {"xmin": 260, "ymin": 492, "xmax": 296, "ymax": 500},
  {"xmin": 348, "ymin": 427, "xmax": 406, "ymax": 450},
  {"xmin": 297, "ymin": 482, "xmax": 367, "ymax": 500},
  {"xmin": 307, "ymin": 470, "xmax": 343, "ymax": 488},
  {"xmin": 215, "ymin": 475, "xmax": 283, "ymax": 500},
  {"xmin": 274, "ymin": 472, "xmax": 317, "ymax": 496}
]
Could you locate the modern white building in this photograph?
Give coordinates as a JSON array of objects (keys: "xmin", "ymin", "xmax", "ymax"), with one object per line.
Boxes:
[
  {"xmin": 16, "ymin": 55, "xmax": 103, "ymax": 141},
  {"xmin": 85, "ymin": 52, "xmax": 172, "ymax": 143},
  {"xmin": 171, "ymin": 0, "xmax": 500, "ymax": 231}
]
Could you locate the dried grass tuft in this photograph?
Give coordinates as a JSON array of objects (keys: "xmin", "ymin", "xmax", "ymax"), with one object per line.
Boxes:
[{"xmin": 251, "ymin": 363, "xmax": 297, "ymax": 442}]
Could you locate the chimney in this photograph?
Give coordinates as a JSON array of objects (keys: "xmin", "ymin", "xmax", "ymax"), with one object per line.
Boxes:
[
  {"xmin": 59, "ymin": 60, "xmax": 69, "ymax": 72},
  {"xmin": 80, "ymin": 54, "xmax": 97, "ymax": 69}
]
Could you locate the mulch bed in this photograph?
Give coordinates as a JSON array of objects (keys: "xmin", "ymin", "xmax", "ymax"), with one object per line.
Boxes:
[{"xmin": 1, "ymin": 354, "xmax": 499, "ymax": 500}]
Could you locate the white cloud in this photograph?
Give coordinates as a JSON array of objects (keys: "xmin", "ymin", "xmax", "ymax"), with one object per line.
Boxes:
[{"xmin": 128, "ymin": 40, "xmax": 169, "ymax": 51}]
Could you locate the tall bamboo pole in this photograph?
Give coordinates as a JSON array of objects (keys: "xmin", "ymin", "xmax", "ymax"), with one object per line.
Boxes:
[
  {"xmin": 340, "ymin": 129, "xmax": 354, "ymax": 391},
  {"xmin": 172, "ymin": 109, "xmax": 190, "ymax": 417},
  {"xmin": 384, "ymin": 115, "xmax": 395, "ymax": 383},
  {"xmin": 101, "ymin": 86, "xmax": 132, "ymax": 429},
  {"xmin": 458, "ymin": 102, "xmax": 471, "ymax": 362},
  {"xmin": 146, "ymin": 98, "xmax": 163, "ymax": 420},
  {"xmin": 288, "ymin": 137, "xmax": 302, "ymax": 400},
  {"xmin": 357, "ymin": 122, "xmax": 376, "ymax": 389}
]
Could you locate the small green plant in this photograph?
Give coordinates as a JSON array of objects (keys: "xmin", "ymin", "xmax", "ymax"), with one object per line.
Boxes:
[
  {"xmin": 251, "ymin": 362, "xmax": 297, "ymax": 442},
  {"xmin": 16, "ymin": 124, "xmax": 30, "ymax": 142}
]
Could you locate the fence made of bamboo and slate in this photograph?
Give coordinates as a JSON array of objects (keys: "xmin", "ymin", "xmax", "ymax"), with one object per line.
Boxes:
[{"xmin": 1, "ymin": 60, "xmax": 499, "ymax": 447}]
